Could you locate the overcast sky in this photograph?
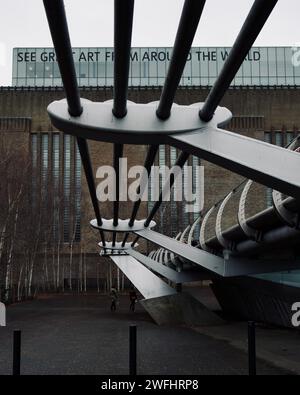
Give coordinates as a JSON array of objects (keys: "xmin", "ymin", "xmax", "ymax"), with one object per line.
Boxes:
[{"xmin": 1, "ymin": 0, "xmax": 300, "ymax": 85}]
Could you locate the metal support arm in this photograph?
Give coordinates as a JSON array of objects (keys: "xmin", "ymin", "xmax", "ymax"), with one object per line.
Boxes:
[{"xmin": 168, "ymin": 127, "xmax": 300, "ymax": 200}]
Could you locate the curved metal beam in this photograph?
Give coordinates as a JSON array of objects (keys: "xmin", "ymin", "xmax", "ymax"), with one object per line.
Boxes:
[
  {"xmin": 238, "ymin": 180, "xmax": 261, "ymax": 241},
  {"xmin": 215, "ymin": 191, "xmax": 235, "ymax": 250},
  {"xmin": 153, "ymin": 249, "xmax": 161, "ymax": 261},
  {"xmin": 148, "ymin": 251, "xmax": 155, "ymax": 259},
  {"xmin": 158, "ymin": 249, "xmax": 165, "ymax": 264},
  {"xmin": 170, "ymin": 232, "xmax": 182, "ymax": 265},
  {"xmin": 199, "ymin": 205, "xmax": 216, "ymax": 251},
  {"xmin": 188, "ymin": 216, "xmax": 202, "ymax": 245},
  {"xmin": 164, "ymin": 249, "xmax": 171, "ymax": 265},
  {"xmin": 180, "ymin": 225, "xmax": 191, "ymax": 243},
  {"xmin": 273, "ymin": 190, "xmax": 300, "ymax": 229}
]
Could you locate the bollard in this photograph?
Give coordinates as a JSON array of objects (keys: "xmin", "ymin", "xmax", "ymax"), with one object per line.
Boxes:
[
  {"xmin": 129, "ymin": 325, "xmax": 137, "ymax": 376},
  {"xmin": 248, "ymin": 321, "xmax": 256, "ymax": 376},
  {"xmin": 13, "ymin": 330, "xmax": 21, "ymax": 376}
]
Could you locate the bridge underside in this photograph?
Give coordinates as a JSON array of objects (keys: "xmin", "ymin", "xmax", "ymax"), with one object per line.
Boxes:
[{"xmin": 111, "ymin": 255, "xmax": 222, "ymax": 326}]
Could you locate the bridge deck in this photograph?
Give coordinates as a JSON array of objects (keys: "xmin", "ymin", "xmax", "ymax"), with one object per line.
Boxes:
[{"xmin": 111, "ymin": 255, "xmax": 177, "ymax": 299}]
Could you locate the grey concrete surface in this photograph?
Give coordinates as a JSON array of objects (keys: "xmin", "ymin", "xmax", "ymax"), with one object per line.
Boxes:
[
  {"xmin": 141, "ymin": 292, "xmax": 223, "ymax": 326},
  {"xmin": 0, "ymin": 293, "xmax": 291, "ymax": 375},
  {"xmin": 193, "ymin": 322, "xmax": 300, "ymax": 375}
]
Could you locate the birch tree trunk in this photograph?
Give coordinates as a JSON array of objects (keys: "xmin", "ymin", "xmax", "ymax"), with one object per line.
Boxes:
[
  {"xmin": 69, "ymin": 241, "xmax": 74, "ymax": 291},
  {"xmin": 0, "ymin": 221, "xmax": 8, "ymax": 264},
  {"xmin": 121, "ymin": 273, "xmax": 125, "ymax": 292},
  {"xmin": 43, "ymin": 244, "xmax": 49, "ymax": 291},
  {"xmin": 109, "ymin": 262, "xmax": 112, "ymax": 293},
  {"xmin": 28, "ymin": 212, "xmax": 42, "ymax": 297},
  {"xmin": 5, "ymin": 207, "xmax": 19, "ymax": 301},
  {"xmin": 17, "ymin": 264, "xmax": 24, "ymax": 302},
  {"xmin": 56, "ymin": 241, "xmax": 60, "ymax": 290},
  {"xmin": 97, "ymin": 263, "xmax": 100, "ymax": 293},
  {"xmin": 62, "ymin": 256, "xmax": 65, "ymax": 293},
  {"xmin": 84, "ymin": 253, "xmax": 87, "ymax": 292},
  {"xmin": 52, "ymin": 246, "xmax": 56, "ymax": 291},
  {"xmin": 79, "ymin": 249, "xmax": 83, "ymax": 292},
  {"xmin": 117, "ymin": 267, "xmax": 120, "ymax": 292}
]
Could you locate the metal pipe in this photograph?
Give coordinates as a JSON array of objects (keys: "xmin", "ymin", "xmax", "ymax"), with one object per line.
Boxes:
[
  {"xmin": 122, "ymin": 145, "xmax": 158, "ymax": 247},
  {"xmin": 112, "ymin": 144, "xmax": 124, "ymax": 246},
  {"xmin": 113, "ymin": 144, "xmax": 124, "ymax": 227},
  {"xmin": 77, "ymin": 138, "xmax": 106, "ymax": 246},
  {"xmin": 156, "ymin": 0, "xmax": 206, "ymax": 120},
  {"xmin": 129, "ymin": 145, "xmax": 159, "ymax": 227},
  {"xmin": 199, "ymin": 0, "xmax": 278, "ymax": 122},
  {"xmin": 131, "ymin": 236, "xmax": 140, "ymax": 248},
  {"xmin": 144, "ymin": 151, "xmax": 189, "ymax": 227},
  {"xmin": 122, "ymin": 232, "xmax": 130, "ymax": 248},
  {"xmin": 113, "ymin": 0, "xmax": 135, "ymax": 118},
  {"xmin": 112, "ymin": 232, "xmax": 117, "ymax": 248},
  {"xmin": 205, "ymin": 197, "xmax": 300, "ymax": 250},
  {"xmin": 234, "ymin": 225, "xmax": 300, "ymax": 257},
  {"xmin": 43, "ymin": 0, "xmax": 82, "ymax": 117}
]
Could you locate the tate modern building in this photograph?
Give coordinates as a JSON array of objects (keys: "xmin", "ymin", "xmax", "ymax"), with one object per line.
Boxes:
[{"xmin": 1, "ymin": 46, "xmax": 300, "ymax": 326}]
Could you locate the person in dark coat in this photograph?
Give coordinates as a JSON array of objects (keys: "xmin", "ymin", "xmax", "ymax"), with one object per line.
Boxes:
[
  {"xmin": 129, "ymin": 287, "xmax": 137, "ymax": 312},
  {"xmin": 110, "ymin": 288, "xmax": 118, "ymax": 312}
]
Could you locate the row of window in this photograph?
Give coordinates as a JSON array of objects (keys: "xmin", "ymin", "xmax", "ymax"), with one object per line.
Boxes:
[
  {"xmin": 33, "ymin": 138, "xmax": 202, "ymax": 243},
  {"xmin": 13, "ymin": 47, "xmax": 300, "ymax": 87},
  {"xmin": 31, "ymin": 133, "xmax": 81, "ymax": 243}
]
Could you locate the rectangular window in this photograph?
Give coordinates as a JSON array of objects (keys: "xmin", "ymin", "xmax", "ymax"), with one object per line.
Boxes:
[
  {"xmin": 30, "ymin": 133, "xmax": 81, "ymax": 244},
  {"xmin": 192, "ymin": 156, "xmax": 201, "ymax": 240},
  {"xmin": 63, "ymin": 135, "xmax": 71, "ymax": 243},
  {"xmin": 275, "ymin": 132, "xmax": 283, "ymax": 147},
  {"xmin": 53, "ymin": 134, "xmax": 60, "ymax": 242},
  {"xmin": 41, "ymin": 134, "xmax": 49, "ymax": 219},
  {"xmin": 74, "ymin": 144, "xmax": 81, "ymax": 242},
  {"xmin": 276, "ymin": 47, "xmax": 286, "ymax": 85},
  {"xmin": 170, "ymin": 147, "xmax": 178, "ymax": 237},
  {"xmin": 182, "ymin": 163, "xmax": 190, "ymax": 229},
  {"xmin": 264, "ymin": 132, "xmax": 273, "ymax": 207},
  {"xmin": 31, "ymin": 134, "xmax": 38, "ymax": 209}
]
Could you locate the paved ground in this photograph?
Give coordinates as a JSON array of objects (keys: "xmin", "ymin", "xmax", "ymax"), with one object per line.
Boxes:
[
  {"xmin": 0, "ymin": 293, "xmax": 292, "ymax": 375},
  {"xmin": 193, "ymin": 322, "xmax": 300, "ymax": 375}
]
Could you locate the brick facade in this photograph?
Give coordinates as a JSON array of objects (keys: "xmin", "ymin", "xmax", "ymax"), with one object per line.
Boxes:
[{"xmin": 1, "ymin": 86, "xmax": 300, "ymax": 292}]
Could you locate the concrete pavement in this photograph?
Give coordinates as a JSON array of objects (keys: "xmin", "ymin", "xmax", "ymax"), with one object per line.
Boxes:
[{"xmin": 0, "ymin": 293, "xmax": 292, "ymax": 375}]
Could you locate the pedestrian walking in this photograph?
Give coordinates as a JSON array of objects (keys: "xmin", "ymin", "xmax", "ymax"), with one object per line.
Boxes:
[
  {"xmin": 110, "ymin": 288, "xmax": 118, "ymax": 312},
  {"xmin": 129, "ymin": 287, "xmax": 137, "ymax": 312}
]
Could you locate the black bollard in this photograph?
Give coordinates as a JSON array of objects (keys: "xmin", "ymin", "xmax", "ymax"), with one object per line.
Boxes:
[
  {"xmin": 248, "ymin": 321, "xmax": 256, "ymax": 376},
  {"xmin": 129, "ymin": 325, "xmax": 137, "ymax": 376},
  {"xmin": 13, "ymin": 330, "xmax": 21, "ymax": 376}
]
